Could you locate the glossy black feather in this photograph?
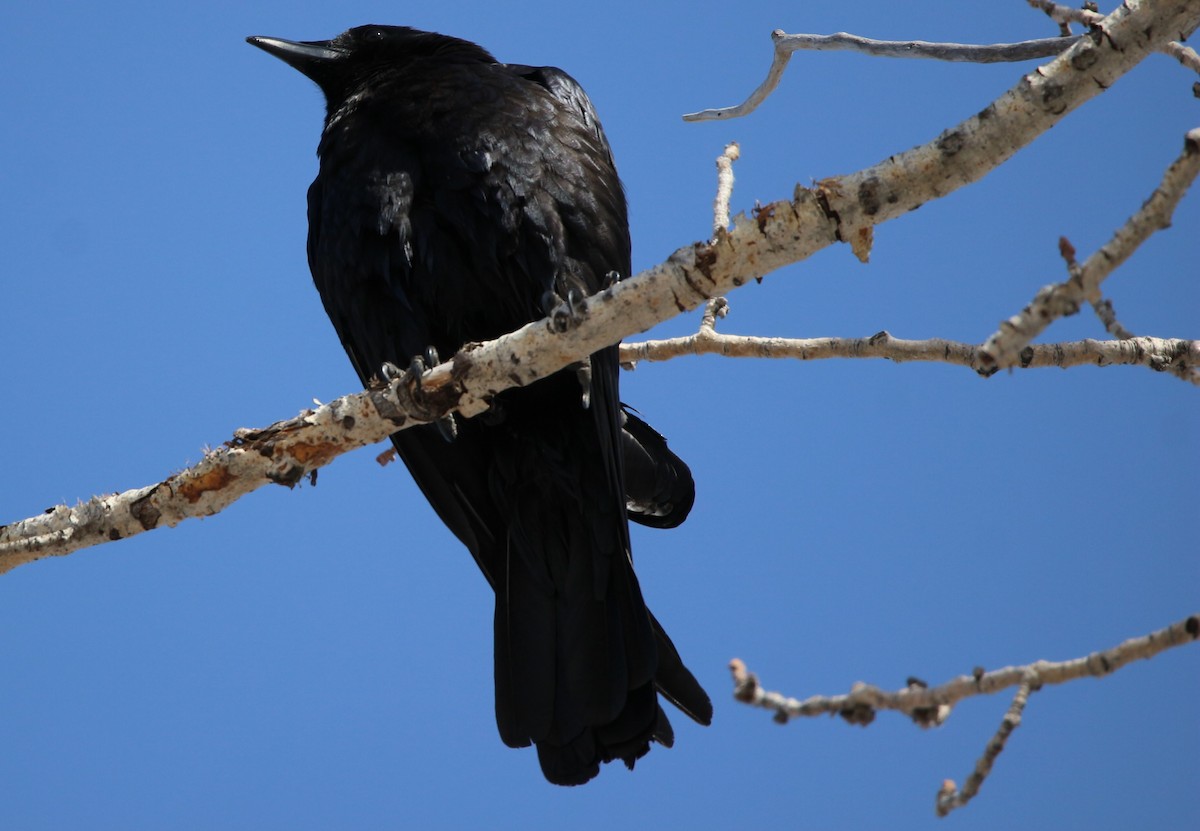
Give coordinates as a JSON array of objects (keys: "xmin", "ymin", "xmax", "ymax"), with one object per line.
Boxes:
[{"xmin": 248, "ymin": 25, "xmax": 710, "ymax": 785}]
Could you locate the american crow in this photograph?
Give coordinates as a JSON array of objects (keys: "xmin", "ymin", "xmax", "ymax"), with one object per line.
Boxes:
[{"xmin": 248, "ymin": 25, "xmax": 710, "ymax": 785}]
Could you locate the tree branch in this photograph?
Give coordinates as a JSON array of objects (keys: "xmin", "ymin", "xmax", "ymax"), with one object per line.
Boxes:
[
  {"xmin": 620, "ymin": 324, "xmax": 1200, "ymax": 381},
  {"xmin": 712, "ymin": 142, "xmax": 740, "ymax": 237},
  {"xmin": 682, "ymin": 31, "xmax": 1077, "ymax": 122},
  {"xmin": 978, "ymin": 128, "xmax": 1200, "ymax": 379},
  {"xmin": 1027, "ymin": 0, "xmax": 1108, "ymax": 31},
  {"xmin": 1029, "ymin": 0, "xmax": 1200, "ymax": 74},
  {"xmin": 935, "ymin": 675, "xmax": 1036, "ymax": 817},
  {"xmin": 730, "ymin": 614, "xmax": 1200, "ymax": 815},
  {"xmin": 4, "ymin": 0, "xmax": 1195, "ymax": 571},
  {"xmin": 685, "ymin": 1, "xmax": 1200, "ymax": 123}
]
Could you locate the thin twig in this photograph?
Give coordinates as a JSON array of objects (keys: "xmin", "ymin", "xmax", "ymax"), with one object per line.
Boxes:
[
  {"xmin": 731, "ymin": 614, "xmax": 1199, "ymax": 814},
  {"xmin": 1162, "ymin": 39, "xmax": 1200, "ymax": 74},
  {"xmin": 683, "ymin": 30, "xmax": 1077, "ymax": 122},
  {"xmin": 1090, "ymin": 297, "xmax": 1138, "ymax": 340},
  {"xmin": 935, "ymin": 675, "xmax": 1037, "ymax": 817},
  {"xmin": 729, "ymin": 614, "xmax": 1199, "ymax": 724},
  {"xmin": 619, "ymin": 323, "xmax": 1200, "ymax": 384},
  {"xmin": 713, "ymin": 142, "xmax": 741, "ymax": 238}
]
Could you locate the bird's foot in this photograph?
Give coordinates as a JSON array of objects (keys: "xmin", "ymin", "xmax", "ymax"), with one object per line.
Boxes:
[
  {"xmin": 383, "ymin": 349, "xmax": 457, "ymax": 442},
  {"xmin": 541, "ymin": 288, "xmax": 586, "ymax": 334}
]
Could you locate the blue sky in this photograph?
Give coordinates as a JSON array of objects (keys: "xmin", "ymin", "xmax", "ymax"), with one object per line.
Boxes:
[{"xmin": 1, "ymin": 1, "xmax": 1196, "ymax": 829}]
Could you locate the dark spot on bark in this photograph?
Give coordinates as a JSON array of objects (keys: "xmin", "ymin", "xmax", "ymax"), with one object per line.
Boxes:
[
  {"xmin": 858, "ymin": 177, "xmax": 882, "ymax": 216},
  {"xmin": 1040, "ymin": 80, "xmax": 1067, "ymax": 115},
  {"xmin": 341, "ymin": 415, "xmax": 355, "ymax": 430},
  {"xmin": 131, "ymin": 493, "xmax": 161, "ymax": 530},
  {"xmin": 680, "ymin": 266, "xmax": 706, "ymax": 305},
  {"xmin": 693, "ymin": 243, "xmax": 718, "ymax": 280},
  {"xmin": 1071, "ymin": 42, "xmax": 1098, "ymax": 70},
  {"xmin": 839, "ymin": 702, "xmax": 876, "ymax": 726},
  {"xmin": 937, "ymin": 130, "xmax": 965, "ymax": 157},
  {"xmin": 1186, "ymin": 616, "xmax": 1199, "ymax": 638},
  {"xmin": 108, "ymin": 528, "xmax": 122, "ymax": 541}
]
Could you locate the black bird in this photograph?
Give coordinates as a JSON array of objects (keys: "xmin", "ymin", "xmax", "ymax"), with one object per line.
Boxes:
[{"xmin": 247, "ymin": 25, "xmax": 710, "ymax": 785}]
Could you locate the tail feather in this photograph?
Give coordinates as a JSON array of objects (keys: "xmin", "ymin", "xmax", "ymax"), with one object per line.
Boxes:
[{"xmin": 650, "ymin": 611, "xmax": 714, "ymax": 727}]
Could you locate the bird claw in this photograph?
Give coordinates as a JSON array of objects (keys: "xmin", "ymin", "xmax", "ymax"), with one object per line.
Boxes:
[
  {"xmin": 381, "ymin": 361, "xmax": 406, "ymax": 385},
  {"xmin": 542, "ymin": 288, "xmax": 585, "ymax": 333},
  {"xmin": 382, "ymin": 349, "xmax": 457, "ymax": 442}
]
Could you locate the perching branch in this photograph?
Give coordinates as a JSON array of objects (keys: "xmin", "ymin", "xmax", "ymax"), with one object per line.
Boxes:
[
  {"xmin": 729, "ymin": 614, "xmax": 1200, "ymax": 816},
  {"xmin": 4, "ymin": 0, "xmax": 1196, "ymax": 571}
]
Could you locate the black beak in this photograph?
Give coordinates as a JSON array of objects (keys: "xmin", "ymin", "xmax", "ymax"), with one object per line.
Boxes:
[{"xmin": 246, "ymin": 35, "xmax": 346, "ymax": 82}]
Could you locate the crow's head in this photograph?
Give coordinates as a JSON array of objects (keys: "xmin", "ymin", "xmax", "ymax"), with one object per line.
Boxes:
[{"xmin": 247, "ymin": 25, "xmax": 495, "ymax": 107}]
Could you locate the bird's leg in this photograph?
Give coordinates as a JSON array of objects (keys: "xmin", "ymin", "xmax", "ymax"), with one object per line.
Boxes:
[
  {"xmin": 603, "ymin": 270, "xmax": 622, "ymax": 289},
  {"xmin": 541, "ymin": 288, "xmax": 586, "ymax": 334},
  {"xmin": 539, "ymin": 290, "xmax": 592, "ymax": 407},
  {"xmin": 574, "ymin": 357, "xmax": 592, "ymax": 410},
  {"xmin": 383, "ymin": 349, "xmax": 457, "ymax": 442}
]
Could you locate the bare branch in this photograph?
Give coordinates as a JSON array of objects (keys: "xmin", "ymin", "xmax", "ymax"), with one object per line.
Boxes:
[
  {"xmin": 712, "ymin": 142, "xmax": 740, "ymax": 237},
  {"xmin": 685, "ymin": 1, "xmax": 1200, "ymax": 123},
  {"xmin": 620, "ymin": 323, "xmax": 1200, "ymax": 382},
  {"xmin": 1090, "ymin": 296, "xmax": 1138, "ymax": 340},
  {"xmin": 816, "ymin": 2, "xmax": 1200, "ymax": 264},
  {"xmin": 0, "ymin": 380, "xmax": 439, "ymax": 572},
  {"xmin": 731, "ymin": 614, "xmax": 1199, "ymax": 813},
  {"xmin": 936, "ymin": 676, "xmax": 1036, "ymax": 817},
  {"xmin": 1162, "ymin": 39, "xmax": 1200, "ymax": 74},
  {"xmin": 683, "ymin": 29, "xmax": 1077, "ymax": 122},
  {"xmin": 1028, "ymin": 0, "xmax": 1200, "ymax": 73},
  {"xmin": 730, "ymin": 614, "xmax": 1199, "ymax": 724},
  {"xmin": 978, "ymin": 128, "xmax": 1200, "ymax": 377},
  {"xmin": 1027, "ymin": 0, "xmax": 1106, "ymax": 31}
]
